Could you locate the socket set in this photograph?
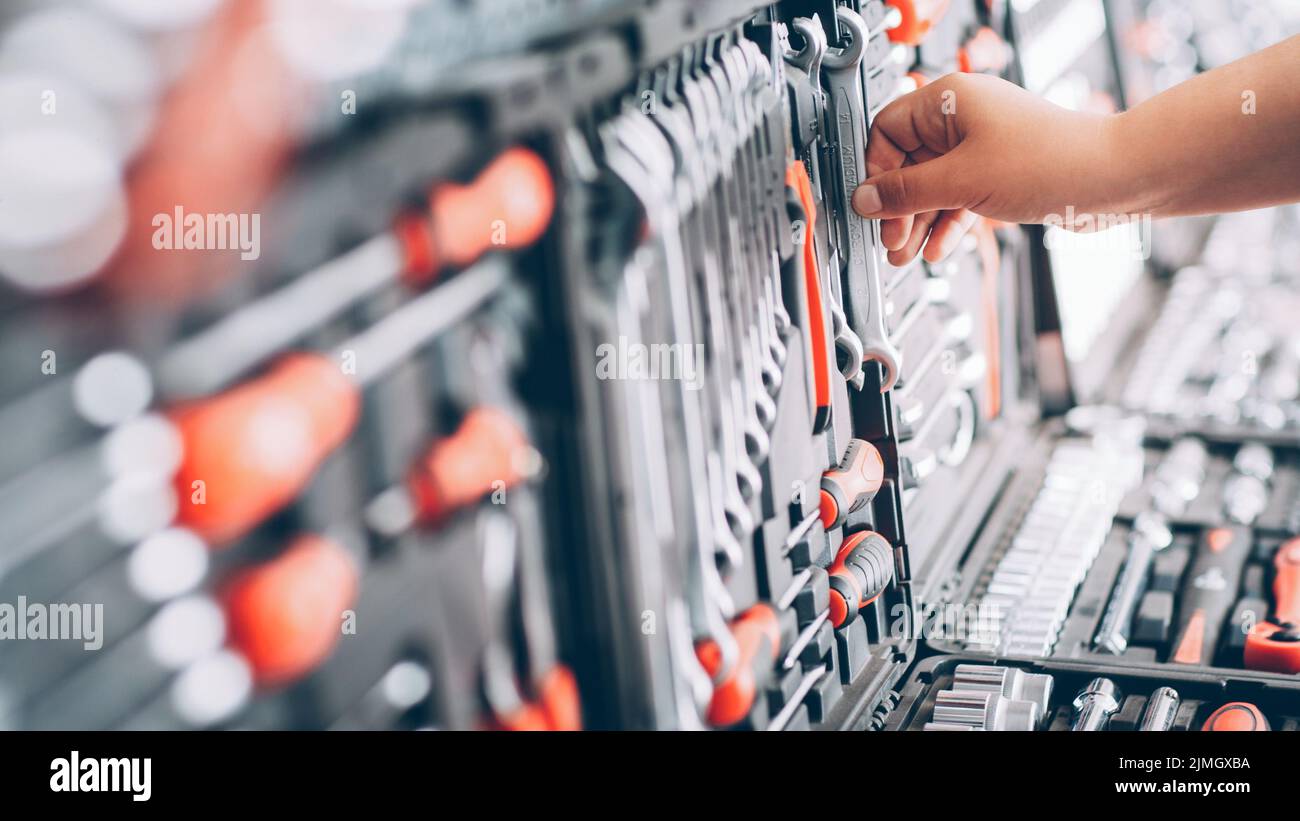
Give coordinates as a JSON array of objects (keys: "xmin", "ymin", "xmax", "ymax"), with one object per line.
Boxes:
[
  {"xmin": 962, "ymin": 429, "xmax": 1145, "ymax": 658},
  {"xmin": 1121, "ymin": 209, "xmax": 1300, "ymax": 445},
  {"xmin": 888, "ymin": 659, "xmax": 1300, "ymax": 732}
]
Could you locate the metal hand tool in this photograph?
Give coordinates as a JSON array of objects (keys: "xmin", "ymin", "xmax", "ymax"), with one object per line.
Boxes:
[
  {"xmin": 600, "ymin": 111, "xmax": 740, "ymax": 697},
  {"xmin": 932, "ymin": 689, "xmax": 1041, "ymax": 731},
  {"xmin": 1093, "ymin": 511, "xmax": 1173, "ymax": 655},
  {"xmin": 691, "ymin": 44, "xmax": 779, "ymax": 427},
  {"xmin": 678, "ymin": 53, "xmax": 775, "ymax": 458},
  {"xmin": 1148, "ymin": 437, "xmax": 1208, "ymax": 516},
  {"xmin": 646, "ymin": 72, "xmax": 765, "ymax": 537},
  {"xmin": 821, "ymin": 6, "xmax": 902, "ymax": 392},
  {"xmin": 782, "ymin": 16, "xmax": 866, "ymax": 384},
  {"xmin": 1070, "ymin": 677, "xmax": 1122, "ymax": 731},
  {"xmin": 1138, "ymin": 687, "xmax": 1180, "ymax": 731},
  {"xmin": 951, "ymin": 664, "xmax": 1054, "ymax": 719},
  {"xmin": 1170, "ymin": 525, "xmax": 1253, "ymax": 665}
]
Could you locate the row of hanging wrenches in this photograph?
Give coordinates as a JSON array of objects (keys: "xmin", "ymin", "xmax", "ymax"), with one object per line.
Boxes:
[{"xmin": 596, "ymin": 27, "xmax": 804, "ymax": 725}]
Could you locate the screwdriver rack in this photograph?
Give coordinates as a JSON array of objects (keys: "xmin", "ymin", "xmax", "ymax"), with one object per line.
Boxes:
[{"xmin": 2, "ymin": 0, "xmax": 1300, "ymax": 732}]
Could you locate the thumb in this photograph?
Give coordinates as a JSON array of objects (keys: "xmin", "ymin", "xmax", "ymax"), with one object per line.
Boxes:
[{"xmin": 852, "ymin": 153, "xmax": 971, "ymax": 219}]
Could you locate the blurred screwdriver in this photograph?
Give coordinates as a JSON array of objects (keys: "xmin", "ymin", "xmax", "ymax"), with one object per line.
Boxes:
[
  {"xmin": 1170, "ymin": 526, "xmax": 1252, "ymax": 666},
  {"xmin": 157, "ymin": 147, "xmax": 553, "ymax": 399},
  {"xmin": 364, "ymin": 406, "xmax": 541, "ymax": 537},
  {"xmin": 168, "ymin": 256, "xmax": 506, "ymax": 546},
  {"xmin": 694, "ymin": 604, "xmax": 781, "ymax": 728}
]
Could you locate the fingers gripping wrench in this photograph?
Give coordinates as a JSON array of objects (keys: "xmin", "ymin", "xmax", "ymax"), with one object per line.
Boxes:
[
  {"xmin": 783, "ymin": 16, "xmax": 866, "ymax": 384},
  {"xmin": 822, "ymin": 6, "xmax": 902, "ymax": 392}
]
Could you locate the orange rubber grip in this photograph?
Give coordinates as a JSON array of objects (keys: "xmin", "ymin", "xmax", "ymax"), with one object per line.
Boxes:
[
  {"xmin": 1243, "ymin": 538, "xmax": 1300, "ymax": 674},
  {"xmin": 539, "ymin": 665, "xmax": 583, "ymax": 731},
  {"xmin": 223, "ymin": 535, "xmax": 359, "ymax": 687},
  {"xmin": 695, "ymin": 604, "xmax": 780, "ymax": 728},
  {"xmin": 402, "ymin": 147, "xmax": 555, "ymax": 286},
  {"xmin": 171, "ymin": 354, "xmax": 360, "ymax": 546},
  {"xmin": 786, "ymin": 162, "xmax": 833, "ymax": 433},
  {"xmin": 1202, "ymin": 702, "xmax": 1269, "ymax": 732},
  {"xmin": 958, "ymin": 27, "xmax": 1008, "ymax": 74},
  {"xmin": 828, "ymin": 531, "xmax": 895, "ymax": 628},
  {"xmin": 1273, "ymin": 537, "xmax": 1300, "ymax": 625},
  {"xmin": 885, "ymin": 0, "xmax": 951, "ymax": 46},
  {"xmin": 405, "ymin": 407, "xmax": 533, "ymax": 525},
  {"xmin": 819, "ymin": 439, "xmax": 886, "ymax": 530}
]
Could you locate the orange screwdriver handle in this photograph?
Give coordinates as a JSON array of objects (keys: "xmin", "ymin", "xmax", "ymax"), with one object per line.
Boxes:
[
  {"xmin": 786, "ymin": 163, "xmax": 833, "ymax": 434},
  {"xmin": 828, "ymin": 531, "xmax": 895, "ymax": 628},
  {"xmin": 695, "ymin": 604, "xmax": 781, "ymax": 728},
  {"xmin": 483, "ymin": 666, "xmax": 581, "ymax": 731},
  {"xmin": 400, "ymin": 147, "xmax": 555, "ymax": 286},
  {"xmin": 538, "ymin": 665, "xmax": 583, "ymax": 731},
  {"xmin": 1272, "ymin": 537, "xmax": 1300, "ymax": 624},
  {"xmin": 1243, "ymin": 537, "xmax": 1300, "ymax": 674},
  {"xmin": 819, "ymin": 439, "xmax": 886, "ymax": 530},
  {"xmin": 885, "ymin": 0, "xmax": 951, "ymax": 45},
  {"xmin": 958, "ymin": 27, "xmax": 1009, "ymax": 74},
  {"xmin": 405, "ymin": 407, "xmax": 534, "ymax": 525},
  {"xmin": 1202, "ymin": 702, "xmax": 1270, "ymax": 731},
  {"xmin": 222, "ymin": 535, "xmax": 359, "ymax": 687},
  {"xmin": 171, "ymin": 354, "xmax": 360, "ymax": 546}
]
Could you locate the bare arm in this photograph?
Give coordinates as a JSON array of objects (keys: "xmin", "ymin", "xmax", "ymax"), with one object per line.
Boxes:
[{"xmin": 853, "ymin": 35, "xmax": 1300, "ymax": 265}]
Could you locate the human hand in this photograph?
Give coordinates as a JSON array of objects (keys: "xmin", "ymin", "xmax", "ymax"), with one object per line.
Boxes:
[{"xmin": 853, "ymin": 73, "xmax": 1117, "ymax": 265}]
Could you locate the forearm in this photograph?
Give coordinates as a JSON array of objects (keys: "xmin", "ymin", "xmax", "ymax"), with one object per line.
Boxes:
[{"xmin": 1105, "ymin": 35, "xmax": 1300, "ymax": 218}]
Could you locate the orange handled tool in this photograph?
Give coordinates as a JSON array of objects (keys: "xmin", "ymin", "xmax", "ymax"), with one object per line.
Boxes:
[
  {"xmin": 366, "ymin": 407, "xmax": 539, "ymax": 537},
  {"xmin": 885, "ymin": 0, "xmax": 951, "ymax": 45},
  {"xmin": 396, "ymin": 147, "xmax": 554, "ymax": 287},
  {"xmin": 169, "ymin": 258, "xmax": 508, "ymax": 546},
  {"xmin": 1243, "ymin": 537, "xmax": 1300, "ymax": 673},
  {"xmin": 222, "ymin": 534, "xmax": 359, "ymax": 687},
  {"xmin": 828, "ymin": 531, "xmax": 895, "ymax": 628},
  {"xmin": 406, "ymin": 408, "xmax": 536, "ymax": 525},
  {"xmin": 786, "ymin": 163, "xmax": 833, "ymax": 434},
  {"xmin": 171, "ymin": 354, "xmax": 360, "ymax": 546},
  {"xmin": 1170, "ymin": 526, "xmax": 1252, "ymax": 666},
  {"xmin": 819, "ymin": 439, "xmax": 886, "ymax": 530},
  {"xmin": 488, "ymin": 665, "xmax": 582, "ymax": 732},
  {"xmin": 1202, "ymin": 702, "xmax": 1270, "ymax": 731},
  {"xmin": 958, "ymin": 26, "xmax": 1010, "ymax": 74},
  {"xmin": 695, "ymin": 604, "xmax": 780, "ymax": 728}
]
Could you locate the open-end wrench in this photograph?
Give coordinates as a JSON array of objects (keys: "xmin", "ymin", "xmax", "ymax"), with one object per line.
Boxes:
[
  {"xmin": 822, "ymin": 6, "xmax": 902, "ymax": 392},
  {"xmin": 682, "ymin": 55, "xmax": 777, "ymax": 449},
  {"xmin": 783, "ymin": 16, "xmax": 865, "ymax": 384},
  {"xmin": 627, "ymin": 93, "xmax": 757, "ymax": 545},
  {"xmin": 695, "ymin": 47, "xmax": 780, "ymax": 432},
  {"xmin": 715, "ymin": 42, "xmax": 785, "ymax": 399},
  {"xmin": 666, "ymin": 60, "xmax": 768, "ymax": 499},
  {"xmin": 601, "ymin": 111, "xmax": 739, "ymax": 690},
  {"xmin": 640, "ymin": 60, "xmax": 761, "ymax": 536},
  {"xmin": 739, "ymin": 38, "xmax": 793, "ymax": 351}
]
